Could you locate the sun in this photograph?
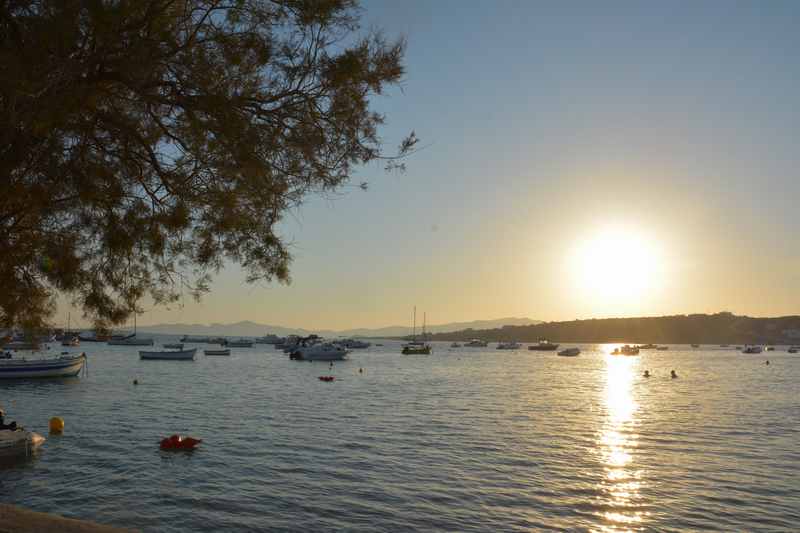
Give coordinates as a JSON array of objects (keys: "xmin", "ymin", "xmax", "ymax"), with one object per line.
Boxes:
[{"xmin": 571, "ymin": 228, "xmax": 662, "ymax": 303}]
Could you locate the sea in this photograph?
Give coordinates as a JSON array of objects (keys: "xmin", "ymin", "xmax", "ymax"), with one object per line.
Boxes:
[{"xmin": 1, "ymin": 340, "xmax": 798, "ymax": 532}]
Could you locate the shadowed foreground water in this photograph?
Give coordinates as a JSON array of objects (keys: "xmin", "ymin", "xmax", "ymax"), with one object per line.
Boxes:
[{"xmin": 1, "ymin": 341, "xmax": 799, "ymax": 531}]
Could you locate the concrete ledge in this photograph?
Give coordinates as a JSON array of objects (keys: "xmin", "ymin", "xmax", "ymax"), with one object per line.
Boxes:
[{"xmin": 0, "ymin": 504, "xmax": 136, "ymax": 533}]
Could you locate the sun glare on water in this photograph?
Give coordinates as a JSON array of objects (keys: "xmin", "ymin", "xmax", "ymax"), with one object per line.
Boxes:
[{"xmin": 572, "ymin": 228, "xmax": 662, "ymax": 304}]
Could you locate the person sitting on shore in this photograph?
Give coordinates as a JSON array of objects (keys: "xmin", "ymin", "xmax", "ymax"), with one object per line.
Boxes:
[{"xmin": 0, "ymin": 408, "xmax": 18, "ymax": 430}]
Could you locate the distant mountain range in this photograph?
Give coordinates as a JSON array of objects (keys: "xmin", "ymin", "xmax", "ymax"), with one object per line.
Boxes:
[
  {"xmin": 136, "ymin": 317, "xmax": 540, "ymax": 338},
  {"xmin": 428, "ymin": 312, "xmax": 800, "ymax": 344}
]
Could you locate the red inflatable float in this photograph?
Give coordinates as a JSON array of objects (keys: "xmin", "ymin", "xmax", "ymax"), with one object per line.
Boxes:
[
  {"xmin": 318, "ymin": 376, "xmax": 335, "ymax": 382},
  {"xmin": 160, "ymin": 434, "xmax": 202, "ymax": 450}
]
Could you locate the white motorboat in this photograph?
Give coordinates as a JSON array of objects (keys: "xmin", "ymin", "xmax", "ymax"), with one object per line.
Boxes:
[
  {"xmin": 0, "ymin": 353, "xmax": 86, "ymax": 379},
  {"xmin": 528, "ymin": 339, "xmax": 559, "ymax": 351},
  {"xmin": 204, "ymin": 349, "xmax": 231, "ymax": 356},
  {"xmin": 464, "ymin": 339, "xmax": 488, "ymax": 347},
  {"xmin": 340, "ymin": 339, "xmax": 371, "ymax": 349},
  {"xmin": 139, "ymin": 348, "xmax": 196, "ymax": 360},
  {"xmin": 496, "ymin": 341, "xmax": 521, "ymax": 350},
  {"xmin": 291, "ymin": 343, "xmax": 348, "ymax": 361},
  {"xmin": 0, "ymin": 429, "xmax": 46, "ymax": 457},
  {"xmin": 557, "ymin": 347, "xmax": 581, "ymax": 357}
]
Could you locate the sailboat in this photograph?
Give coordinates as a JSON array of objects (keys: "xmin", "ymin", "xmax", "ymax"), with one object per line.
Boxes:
[
  {"xmin": 61, "ymin": 313, "xmax": 80, "ymax": 347},
  {"xmin": 107, "ymin": 311, "xmax": 154, "ymax": 346},
  {"xmin": 402, "ymin": 307, "xmax": 432, "ymax": 355}
]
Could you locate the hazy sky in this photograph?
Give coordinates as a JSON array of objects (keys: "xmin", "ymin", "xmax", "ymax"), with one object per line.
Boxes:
[{"xmin": 72, "ymin": 1, "xmax": 800, "ymax": 330}]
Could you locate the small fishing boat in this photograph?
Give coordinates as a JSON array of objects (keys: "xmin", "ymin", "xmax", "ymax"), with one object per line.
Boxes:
[
  {"xmin": 496, "ymin": 341, "xmax": 521, "ymax": 350},
  {"xmin": 108, "ymin": 313, "xmax": 153, "ymax": 345},
  {"xmin": 742, "ymin": 345, "xmax": 763, "ymax": 354},
  {"xmin": 160, "ymin": 434, "xmax": 201, "ymax": 451},
  {"xmin": 656, "ymin": 346, "xmax": 669, "ymax": 351},
  {"xmin": 163, "ymin": 343, "xmax": 184, "ymax": 350},
  {"xmin": 450, "ymin": 342, "xmax": 461, "ymax": 348},
  {"xmin": 204, "ymin": 349, "xmax": 231, "ymax": 356},
  {"xmin": 638, "ymin": 343, "xmax": 657, "ymax": 350},
  {"xmin": 789, "ymin": 346, "xmax": 799, "ymax": 354},
  {"xmin": 464, "ymin": 339, "xmax": 488, "ymax": 347},
  {"xmin": 0, "ymin": 429, "xmax": 46, "ymax": 456},
  {"xmin": 528, "ymin": 339, "xmax": 559, "ymax": 351},
  {"xmin": 691, "ymin": 344, "xmax": 700, "ymax": 348},
  {"xmin": 611, "ymin": 345, "xmax": 639, "ymax": 356},
  {"xmin": 557, "ymin": 347, "xmax": 580, "ymax": 357},
  {"xmin": 139, "ymin": 348, "xmax": 196, "ymax": 360},
  {"xmin": 0, "ymin": 353, "xmax": 87, "ymax": 379}
]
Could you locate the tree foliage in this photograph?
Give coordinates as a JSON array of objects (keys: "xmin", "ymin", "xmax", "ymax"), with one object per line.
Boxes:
[{"xmin": 0, "ymin": 0, "xmax": 415, "ymax": 329}]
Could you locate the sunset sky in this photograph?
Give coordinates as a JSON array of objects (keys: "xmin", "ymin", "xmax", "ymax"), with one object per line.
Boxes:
[{"xmin": 71, "ymin": 1, "xmax": 800, "ymax": 330}]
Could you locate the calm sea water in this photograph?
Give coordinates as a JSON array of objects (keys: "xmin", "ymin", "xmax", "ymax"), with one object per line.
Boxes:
[{"xmin": 1, "ymin": 341, "xmax": 798, "ymax": 532}]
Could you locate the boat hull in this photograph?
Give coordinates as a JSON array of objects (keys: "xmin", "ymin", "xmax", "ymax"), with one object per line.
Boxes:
[
  {"xmin": 109, "ymin": 339, "xmax": 154, "ymax": 346},
  {"xmin": 139, "ymin": 349, "xmax": 196, "ymax": 360},
  {"xmin": 204, "ymin": 349, "xmax": 231, "ymax": 356},
  {"xmin": 0, "ymin": 430, "xmax": 46, "ymax": 456},
  {"xmin": 402, "ymin": 346, "xmax": 431, "ymax": 355},
  {"xmin": 0, "ymin": 355, "xmax": 86, "ymax": 379}
]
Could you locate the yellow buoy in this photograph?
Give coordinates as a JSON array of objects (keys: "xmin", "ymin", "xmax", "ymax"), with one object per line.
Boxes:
[{"xmin": 49, "ymin": 416, "xmax": 64, "ymax": 434}]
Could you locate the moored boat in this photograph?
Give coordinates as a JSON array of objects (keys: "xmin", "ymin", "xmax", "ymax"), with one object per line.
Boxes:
[
  {"xmin": 224, "ymin": 339, "xmax": 254, "ymax": 348},
  {"xmin": 108, "ymin": 336, "xmax": 155, "ymax": 346},
  {"xmin": 656, "ymin": 346, "xmax": 669, "ymax": 351},
  {"xmin": 611, "ymin": 345, "xmax": 639, "ymax": 356},
  {"xmin": 0, "ymin": 353, "xmax": 87, "ymax": 379},
  {"xmin": 163, "ymin": 343, "xmax": 184, "ymax": 350},
  {"xmin": 139, "ymin": 348, "xmax": 196, "ymax": 360},
  {"xmin": 291, "ymin": 343, "xmax": 348, "ymax": 361},
  {"xmin": 204, "ymin": 349, "xmax": 231, "ymax": 356},
  {"xmin": 557, "ymin": 347, "xmax": 580, "ymax": 357},
  {"xmin": 402, "ymin": 341, "xmax": 431, "ymax": 355},
  {"xmin": 450, "ymin": 342, "xmax": 461, "ymax": 348},
  {"xmin": 0, "ymin": 429, "xmax": 46, "ymax": 456},
  {"xmin": 741, "ymin": 345, "xmax": 763, "ymax": 354},
  {"xmin": 464, "ymin": 339, "xmax": 488, "ymax": 347},
  {"xmin": 638, "ymin": 343, "xmax": 657, "ymax": 350},
  {"xmin": 496, "ymin": 341, "xmax": 521, "ymax": 350},
  {"xmin": 528, "ymin": 339, "xmax": 559, "ymax": 351}
]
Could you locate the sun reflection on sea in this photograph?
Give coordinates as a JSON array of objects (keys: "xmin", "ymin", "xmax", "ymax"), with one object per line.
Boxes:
[{"xmin": 595, "ymin": 348, "xmax": 647, "ymax": 531}]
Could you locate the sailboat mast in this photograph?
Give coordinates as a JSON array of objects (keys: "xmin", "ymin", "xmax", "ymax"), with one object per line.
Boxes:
[{"xmin": 412, "ymin": 306, "xmax": 416, "ymax": 340}]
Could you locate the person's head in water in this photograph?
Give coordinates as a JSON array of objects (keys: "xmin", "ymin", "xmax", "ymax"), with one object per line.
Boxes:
[
  {"xmin": 670, "ymin": 370, "xmax": 677, "ymax": 378},
  {"xmin": 643, "ymin": 370, "xmax": 650, "ymax": 377}
]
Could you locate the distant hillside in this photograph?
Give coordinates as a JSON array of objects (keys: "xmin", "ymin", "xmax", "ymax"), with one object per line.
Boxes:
[
  {"xmin": 428, "ymin": 312, "xmax": 800, "ymax": 344},
  {"xmin": 137, "ymin": 317, "xmax": 540, "ymax": 338}
]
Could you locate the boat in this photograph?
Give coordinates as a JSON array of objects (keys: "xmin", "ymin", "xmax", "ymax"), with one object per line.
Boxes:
[
  {"xmin": 464, "ymin": 339, "xmax": 488, "ymax": 347},
  {"xmin": 742, "ymin": 345, "xmax": 763, "ymax": 354},
  {"xmin": 290, "ymin": 343, "xmax": 348, "ymax": 361},
  {"xmin": 139, "ymin": 348, "xmax": 196, "ymax": 360},
  {"xmin": 78, "ymin": 330, "xmax": 110, "ymax": 342},
  {"xmin": 450, "ymin": 342, "xmax": 461, "ymax": 348},
  {"xmin": 224, "ymin": 339, "xmax": 254, "ymax": 348},
  {"xmin": 611, "ymin": 345, "xmax": 639, "ymax": 356},
  {"xmin": 1, "ymin": 341, "xmax": 42, "ymax": 351},
  {"xmin": 789, "ymin": 346, "xmax": 799, "ymax": 354},
  {"xmin": 557, "ymin": 347, "xmax": 580, "ymax": 357},
  {"xmin": 0, "ymin": 428, "xmax": 46, "ymax": 457},
  {"xmin": 691, "ymin": 344, "xmax": 700, "ymax": 348},
  {"xmin": 339, "ymin": 339, "xmax": 371, "ymax": 349},
  {"xmin": 401, "ymin": 307, "xmax": 432, "ymax": 355},
  {"xmin": 108, "ymin": 313, "xmax": 154, "ymax": 346},
  {"xmin": 719, "ymin": 344, "xmax": 729, "ymax": 347},
  {"xmin": 60, "ymin": 314, "xmax": 80, "ymax": 346},
  {"xmin": 254, "ymin": 334, "xmax": 282, "ymax": 344},
  {"xmin": 638, "ymin": 343, "xmax": 657, "ymax": 350},
  {"xmin": 0, "ymin": 353, "xmax": 87, "ymax": 379},
  {"xmin": 204, "ymin": 349, "xmax": 231, "ymax": 356},
  {"xmin": 528, "ymin": 339, "xmax": 559, "ymax": 351},
  {"xmin": 496, "ymin": 341, "xmax": 521, "ymax": 350},
  {"xmin": 765, "ymin": 346, "xmax": 775, "ymax": 351},
  {"xmin": 163, "ymin": 343, "xmax": 184, "ymax": 350},
  {"xmin": 656, "ymin": 346, "xmax": 669, "ymax": 351}
]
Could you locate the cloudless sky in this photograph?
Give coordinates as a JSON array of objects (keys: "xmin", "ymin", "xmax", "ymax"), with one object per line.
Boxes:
[{"xmin": 81, "ymin": 1, "xmax": 800, "ymax": 330}]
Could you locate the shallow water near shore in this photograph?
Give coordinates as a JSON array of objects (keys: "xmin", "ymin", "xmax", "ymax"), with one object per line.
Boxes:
[{"xmin": 1, "ymin": 341, "xmax": 799, "ymax": 531}]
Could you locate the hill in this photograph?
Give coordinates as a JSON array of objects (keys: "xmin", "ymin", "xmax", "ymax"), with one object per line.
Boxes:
[
  {"xmin": 137, "ymin": 317, "xmax": 540, "ymax": 338},
  {"xmin": 428, "ymin": 312, "xmax": 800, "ymax": 344}
]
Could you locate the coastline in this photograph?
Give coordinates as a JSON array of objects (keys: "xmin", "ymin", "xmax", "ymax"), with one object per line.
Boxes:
[{"xmin": 0, "ymin": 504, "xmax": 136, "ymax": 533}]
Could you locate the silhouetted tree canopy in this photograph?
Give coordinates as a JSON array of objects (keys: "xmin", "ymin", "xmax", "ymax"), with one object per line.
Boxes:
[{"xmin": 0, "ymin": 0, "xmax": 416, "ymax": 329}]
